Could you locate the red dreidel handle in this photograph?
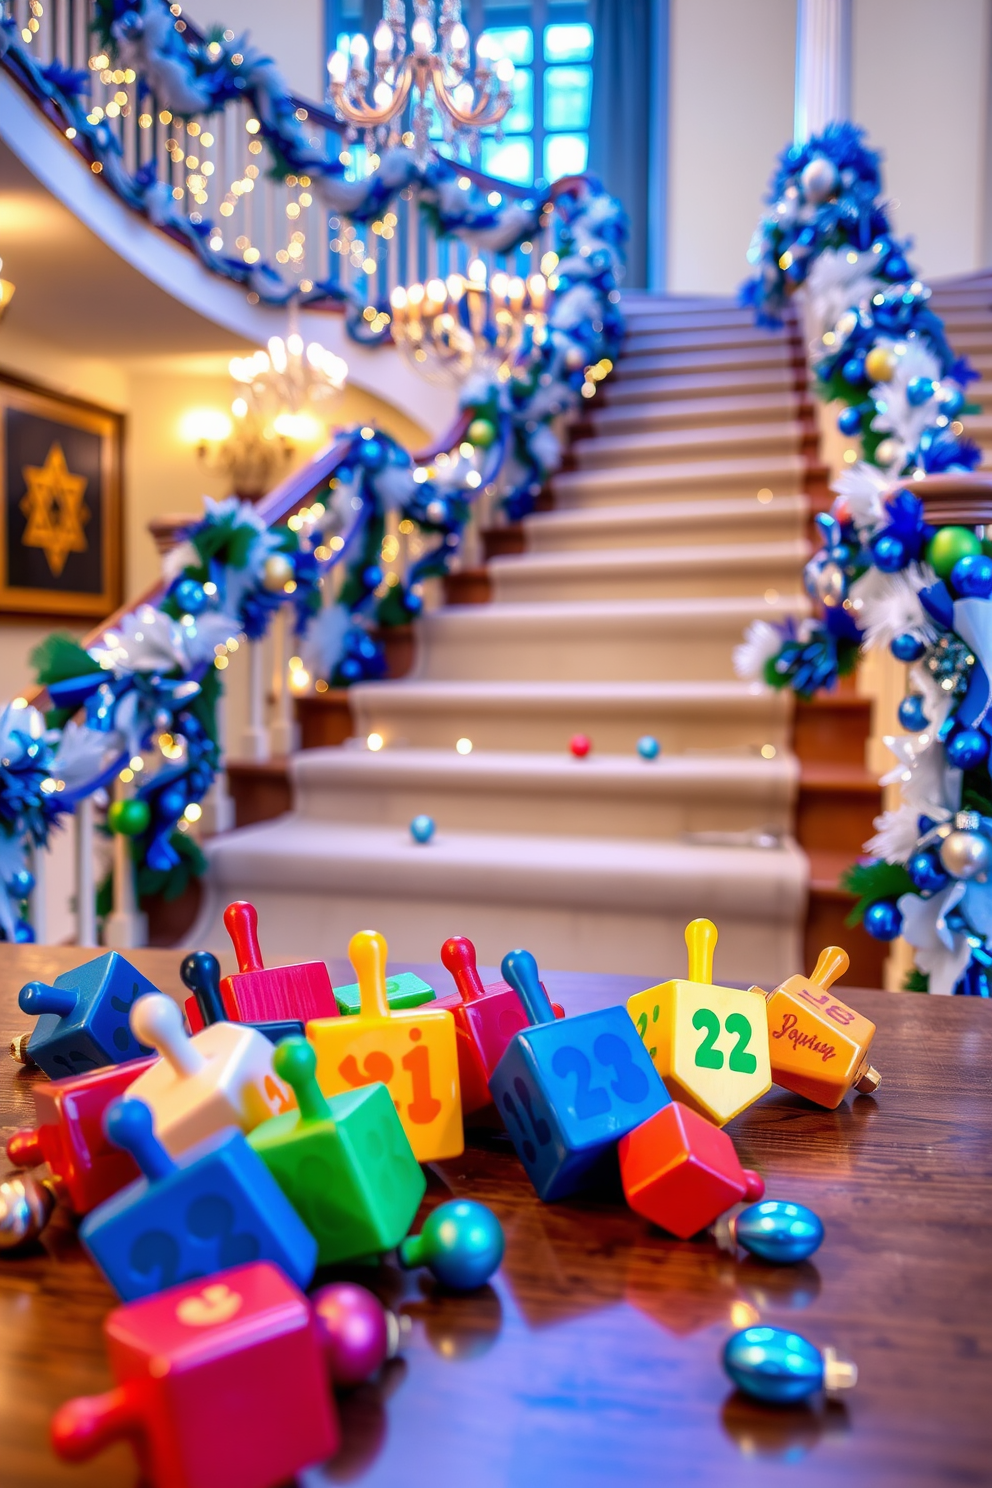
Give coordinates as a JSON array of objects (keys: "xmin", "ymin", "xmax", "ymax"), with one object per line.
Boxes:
[
  {"xmin": 224, "ymin": 901, "xmax": 265, "ymax": 974},
  {"xmin": 6, "ymin": 1128, "xmax": 44, "ymax": 1168},
  {"xmin": 51, "ymin": 1384, "xmax": 146, "ymax": 1463},
  {"xmin": 441, "ymin": 937, "xmax": 486, "ymax": 1003}
]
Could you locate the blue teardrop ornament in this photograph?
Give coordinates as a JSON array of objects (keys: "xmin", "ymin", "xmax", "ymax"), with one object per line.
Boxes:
[
  {"xmin": 734, "ymin": 1200, "xmax": 824, "ymax": 1264},
  {"xmin": 723, "ymin": 1326, "xmax": 824, "ymax": 1404}
]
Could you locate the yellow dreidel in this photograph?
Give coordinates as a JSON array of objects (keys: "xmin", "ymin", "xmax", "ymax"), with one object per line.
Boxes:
[
  {"xmin": 307, "ymin": 930, "xmax": 463, "ymax": 1163},
  {"xmin": 626, "ymin": 918, "xmax": 771, "ymax": 1127},
  {"xmin": 753, "ymin": 945, "xmax": 880, "ymax": 1108}
]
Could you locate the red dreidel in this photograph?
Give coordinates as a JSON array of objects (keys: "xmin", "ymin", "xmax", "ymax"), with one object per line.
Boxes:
[
  {"xmin": 220, "ymin": 900, "xmax": 338, "ymax": 1024},
  {"xmin": 618, "ymin": 1101, "xmax": 764, "ymax": 1239},
  {"xmin": 51, "ymin": 1262, "xmax": 339, "ymax": 1488},
  {"xmin": 435, "ymin": 936, "xmax": 565, "ymax": 1116},
  {"xmin": 6, "ymin": 1056, "xmax": 157, "ymax": 1214},
  {"xmin": 182, "ymin": 951, "xmax": 305, "ymax": 1045}
]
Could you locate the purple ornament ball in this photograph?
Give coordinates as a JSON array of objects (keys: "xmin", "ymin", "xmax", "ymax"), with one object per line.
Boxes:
[{"xmin": 311, "ymin": 1282, "xmax": 390, "ymax": 1387}]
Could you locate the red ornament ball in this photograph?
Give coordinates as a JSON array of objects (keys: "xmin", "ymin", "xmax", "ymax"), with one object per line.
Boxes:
[{"xmin": 569, "ymin": 734, "xmax": 591, "ymax": 758}]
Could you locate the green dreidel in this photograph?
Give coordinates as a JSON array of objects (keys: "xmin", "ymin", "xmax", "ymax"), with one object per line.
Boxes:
[{"xmin": 248, "ymin": 1036, "xmax": 425, "ymax": 1265}]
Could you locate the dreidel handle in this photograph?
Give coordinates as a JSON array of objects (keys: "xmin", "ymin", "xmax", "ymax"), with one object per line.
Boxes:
[
  {"xmin": 274, "ymin": 1037, "xmax": 332, "ymax": 1124},
  {"xmin": 441, "ymin": 936, "xmax": 486, "ymax": 1004},
  {"xmin": 685, "ymin": 918, "xmax": 718, "ymax": 983},
  {"xmin": 104, "ymin": 1099, "xmax": 176, "ymax": 1183},
  {"xmin": 224, "ymin": 900, "xmax": 265, "ymax": 974},
  {"xmin": 501, "ymin": 949, "xmax": 555, "ymax": 1026},
  {"xmin": 130, "ymin": 994, "xmax": 206, "ymax": 1079},
  {"xmin": 809, "ymin": 945, "xmax": 850, "ymax": 992},
  {"xmin": 18, "ymin": 982, "xmax": 77, "ymax": 1019},
  {"xmin": 51, "ymin": 1384, "xmax": 146, "ymax": 1464},
  {"xmin": 349, "ymin": 930, "xmax": 392, "ymax": 1019},
  {"xmin": 180, "ymin": 951, "xmax": 226, "ymax": 1026}
]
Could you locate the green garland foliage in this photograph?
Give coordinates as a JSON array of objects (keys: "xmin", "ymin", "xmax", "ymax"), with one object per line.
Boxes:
[
  {"xmin": 30, "ymin": 632, "xmax": 103, "ymax": 730},
  {"xmin": 840, "ymin": 859, "xmax": 914, "ymax": 927},
  {"xmin": 902, "ymin": 968, "xmax": 930, "ymax": 993}
]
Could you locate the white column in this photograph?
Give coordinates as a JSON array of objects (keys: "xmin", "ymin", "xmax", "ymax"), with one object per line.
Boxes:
[
  {"xmin": 269, "ymin": 607, "xmax": 298, "ymax": 756},
  {"xmin": 30, "ymin": 842, "xmax": 47, "ymax": 945},
  {"xmin": 103, "ymin": 782, "xmax": 148, "ymax": 949},
  {"xmin": 794, "ymin": 0, "xmax": 851, "ymax": 144},
  {"xmin": 241, "ymin": 637, "xmax": 270, "ymax": 761},
  {"xmin": 206, "ymin": 682, "xmax": 236, "ymax": 834},
  {"xmin": 75, "ymin": 797, "xmax": 97, "ymax": 947}
]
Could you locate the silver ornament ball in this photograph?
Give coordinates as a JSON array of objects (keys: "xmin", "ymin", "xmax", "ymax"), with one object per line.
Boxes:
[
  {"xmin": 800, "ymin": 156, "xmax": 839, "ymax": 205},
  {"xmin": 939, "ymin": 829, "xmax": 992, "ymax": 881},
  {"xmin": 812, "ymin": 559, "xmax": 847, "ymax": 608},
  {"xmin": 262, "ymin": 553, "xmax": 294, "ymax": 592},
  {"xmin": 874, "ymin": 437, "xmax": 901, "ymax": 467},
  {"xmin": 0, "ymin": 1173, "xmax": 55, "ymax": 1250}
]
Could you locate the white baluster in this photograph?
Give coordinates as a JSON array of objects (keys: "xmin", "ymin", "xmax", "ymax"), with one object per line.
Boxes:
[
  {"xmin": 75, "ymin": 796, "xmax": 97, "ymax": 947},
  {"xmin": 103, "ymin": 782, "xmax": 148, "ymax": 949},
  {"xmin": 30, "ymin": 840, "xmax": 48, "ymax": 945},
  {"xmin": 794, "ymin": 0, "xmax": 851, "ymax": 143},
  {"xmin": 241, "ymin": 636, "xmax": 271, "ymax": 761},
  {"xmin": 270, "ymin": 606, "xmax": 299, "ymax": 755},
  {"xmin": 205, "ymin": 680, "xmax": 236, "ymax": 834}
]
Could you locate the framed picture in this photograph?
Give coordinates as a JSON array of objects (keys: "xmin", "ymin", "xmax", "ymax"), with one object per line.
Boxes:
[{"xmin": 0, "ymin": 374, "xmax": 122, "ymax": 617}]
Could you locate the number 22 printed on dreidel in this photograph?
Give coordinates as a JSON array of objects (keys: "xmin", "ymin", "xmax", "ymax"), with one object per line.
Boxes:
[
  {"xmin": 307, "ymin": 930, "xmax": 463, "ymax": 1162},
  {"xmin": 626, "ymin": 918, "xmax": 771, "ymax": 1127}
]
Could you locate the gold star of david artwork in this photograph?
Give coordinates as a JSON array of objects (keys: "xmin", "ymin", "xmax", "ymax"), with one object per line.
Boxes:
[{"xmin": 19, "ymin": 442, "xmax": 90, "ymax": 577}]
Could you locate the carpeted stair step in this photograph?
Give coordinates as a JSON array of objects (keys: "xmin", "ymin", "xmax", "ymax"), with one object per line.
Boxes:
[
  {"xmin": 570, "ymin": 420, "xmax": 801, "ymax": 471},
  {"xmin": 551, "ymin": 452, "xmax": 805, "ymax": 507},
  {"xmin": 522, "ymin": 493, "xmax": 807, "ymax": 554},
  {"xmin": 590, "ymin": 390, "xmax": 805, "ymax": 436}
]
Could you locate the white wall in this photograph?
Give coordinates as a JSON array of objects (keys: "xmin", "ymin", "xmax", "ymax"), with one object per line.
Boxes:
[
  {"xmin": 852, "ymin": 0, "xmax": 991, "ymax": 282},
  {"xmin": 222, "ymin": 0, "xmax": 326, "ymax": 101},
  {"xmin": 666, "ymin": 0, "xmax": 797, "ymax": 296}
]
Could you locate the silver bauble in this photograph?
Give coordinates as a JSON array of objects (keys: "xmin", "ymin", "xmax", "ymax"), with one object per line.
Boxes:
[
  {"xmin": 800, "ymin": 156, "xmax": 839, "ymax": 204},
  {"xmin": 262, "ymin": 553, "xmax": 294, "ymax": 592},
  {"xmin": 939, "ymin": 829, "xmax": 992, "ymax": 881},
  {"xmin": 874, "ymin": 437, "xmax": 901, "ymax": 468},
  {"xmin": 0, "ymin": 1173, "xmax": 55, "ymax": 1250},
  {"xmin": 813, "ymin": 560, "xmax": 847, "ymax": 608}
]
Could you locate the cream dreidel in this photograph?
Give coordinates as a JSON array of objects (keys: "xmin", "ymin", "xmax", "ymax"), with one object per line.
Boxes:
[{"xmin": 124, "ymin": 995, "xmax": 293, "ymax": 1157}]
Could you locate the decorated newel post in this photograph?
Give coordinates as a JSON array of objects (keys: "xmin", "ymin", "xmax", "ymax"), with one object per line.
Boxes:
[{"xmin": 738, "ymin": 121, "xmax": 992, "ymax": 996}]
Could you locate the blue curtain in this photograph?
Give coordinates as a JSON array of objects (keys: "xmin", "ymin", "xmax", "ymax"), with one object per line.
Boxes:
[{"xmin": 588, "ymin": 0, "xmax": 654, "ymax": 289}]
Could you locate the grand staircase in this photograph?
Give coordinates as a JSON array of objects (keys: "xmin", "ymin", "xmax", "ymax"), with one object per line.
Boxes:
[{"xmin": 193, "ymin": 293, "xmax": 818, "ymax": 985}]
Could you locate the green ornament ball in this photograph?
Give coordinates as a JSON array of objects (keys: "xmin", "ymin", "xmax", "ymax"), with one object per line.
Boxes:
[
  {"xmin": 108, "ymin": 799, "xmax": 151, "ymax": 837},
  {"xmin": 927, "ymin": 526, "xmax": 982, "ymax": 580},
  {"xmin": 466, "ymin": 417, "xmax": 497, "ymax": 450}
]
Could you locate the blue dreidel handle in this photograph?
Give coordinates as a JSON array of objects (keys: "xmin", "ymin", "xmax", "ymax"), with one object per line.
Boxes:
[
  {"xmin": 18, "ymin": 981, "xmax": 77, "ymax": 1019},
  {"xmin": 180, "ymin": 951, "xmax": 227, "ymax": 1027},
  {"xmin": 500, "ymin": 950, "xmax": 555, "ymax": 1027},
  {"xmin": 723, "ymin": 1325, "xmax": 857, "ymax": 1404},
  {"xmin": 103, "ymin": 1098, "xmax": 177, "ymax": 1183}
]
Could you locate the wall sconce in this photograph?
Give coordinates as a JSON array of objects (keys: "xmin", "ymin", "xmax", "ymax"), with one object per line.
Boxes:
[{"xmin": 0, "ymin": 256, "xmax": 16, "ymax": 322}]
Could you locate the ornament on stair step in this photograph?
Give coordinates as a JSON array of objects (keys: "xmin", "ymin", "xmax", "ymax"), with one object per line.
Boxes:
[
  {"xmin": 410, "ymin": 814, "xmax": 435, "ymax": 844},
  {"xmin": 636, "ymin": 735, "xmax": 660, "ymax": 761},
  {"xmin": 569, "ymin": 734, "xmax": 591, "ymax": 759},
  {"xmin": 723, "ymin": 1326, "xmax": 857, "ymax": 1405}
]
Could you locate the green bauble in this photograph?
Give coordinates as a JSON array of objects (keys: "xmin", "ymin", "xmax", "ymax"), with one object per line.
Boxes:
[
  {"xmin": 927, "ymin": 526, "xmax": 982, "ymax": 580},
  {"xmin": 466, "ymin": 417, "xmax": 497, "ymax": 450},
  {"xmin": 108, "ymin": 799, "xmax": 151, "ymax": 837}
]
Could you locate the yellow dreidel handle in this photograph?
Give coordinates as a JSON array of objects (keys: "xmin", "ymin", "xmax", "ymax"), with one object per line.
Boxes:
[
  {"xmin": 348, "ymin": 930, "xmax": 392, "ymax": 1020},
  {"xmin": 685, "ymin": 918, "xmax": 718, "ymax": 983},
  {"xmin": 809, "ymin": 945, "xmax": 850, "ymax": 991}
]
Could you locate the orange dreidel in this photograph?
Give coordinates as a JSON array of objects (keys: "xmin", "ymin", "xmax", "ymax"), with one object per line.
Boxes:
[
  {"xmin": 755, "ymin": 945, "xmax": 880, "ymax": 1108},
  {"xmin": 627, "ymin": 918, "xmax": 772, "ymax": 1127},
  {"xmin": 220, "ymin": 902, "xmax": 338, "ymax": 1025},
  {"xmin": 434, "ymin": 936, "xmax": 565, "ymax": 1117},
  {"xmin": 618, "ymin": 1101, "xmax": 765, "ymax": 1239},
  {"xmin": 307, "ymin": 930, "xmax": 463, "ymax": 1163}
]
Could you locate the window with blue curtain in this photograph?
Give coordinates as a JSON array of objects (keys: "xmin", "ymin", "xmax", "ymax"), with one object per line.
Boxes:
[{"xmin": 325, "ymin": 0, "xmax": 593, "ymax": 187}]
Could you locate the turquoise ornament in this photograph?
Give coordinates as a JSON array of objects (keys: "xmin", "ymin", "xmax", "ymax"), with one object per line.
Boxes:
[
  {"xmin": 410, "ymin": 814, "xmax": 435, "ymax": 844},
  {"xmin": 173, "ymin": 578, "xmax": 208, "ymax": 615},
  {"xmin": 718, "ymin": 1200, "xmax": 824, "ymax": 1264},
  {"xmin": 399, "ymin": 1199, "xmax": 504, "ymax": 1290},
  {"xmin": 636, "ymin": 735, "xmax": 660, "ymax": 761},
  {"xmin": 723, "ymin": 1326, "xmax": 857, "ymax": 1404}
]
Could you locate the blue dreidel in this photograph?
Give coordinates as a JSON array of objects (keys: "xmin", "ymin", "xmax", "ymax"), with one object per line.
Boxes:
[
  {"xmin": 181, "ymin": 952, "xmax": 304, "ymax": 1046},
  {"xmin": 399, "ymin": 1199, "xmax": 504, "ymax": 1291},
  {"xmin": 714, "ymin": 1200, "xmax": 824, "ymax": 1264},
  {"xmin": 488, "ymin": 949, "xmax": 670, "ymax": 1202},
  {"xmin": 80, "ymin": 1097, "xmax": 317, "ymax": 1302},
  {"xmin": 18, "ymin": 953, "xmax": 158, "ymax": 1078},
  {"xmin": 723, "ymin": 1326, "xmax": 857, "ymax": 1404}
]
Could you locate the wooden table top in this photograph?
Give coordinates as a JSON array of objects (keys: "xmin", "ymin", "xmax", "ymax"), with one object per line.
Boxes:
[{"xmin": 0, "ymin": 946, "xmax": 990, "ymax": 1488}]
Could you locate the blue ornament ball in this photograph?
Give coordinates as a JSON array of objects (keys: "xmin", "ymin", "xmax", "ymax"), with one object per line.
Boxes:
[
  {"xmin": 863, "ymin": 899, "xmax": 903, "ymax": 941},
  {"xmin": 173, "ymin": 577, "xmax": 208, "ymax": 616},
  {"xmin": 7, "ymin": 869, "xmax": 35, "ymax": 900},
  {"xmin": 338, "ymin": 657, "xmax": 362, "ymax": 682},
  {"xmin": 890, "ymin": 632, "xmax": 925, "ymax": 662},
  {"xmin": 410, "ymin": 814, "xmax": 435, "ymax": 844},
  {"xmin": 359, "ymin": 436, "xmax": 386, "ymax": 471},
  {"xmin": 906, "ymin": 376, "xmax": 935, "ymax": 407},
  {"xmin": 362, "ymin": 565, "xmax": 383, "ymax": 590},
  {"xmin": 636, "ymin": 735, "xmax": 660, "ymax": 761},
  {"xmin": 940, "ymin": 387, "xmax": 965, "ymax": 418},
  {"xmin": 897, "ymin": 694, "xmax": 929, "ymax": 732},
  {"xmin": 837, "ymin": 405, "xmax": 862, "ymax": 436},
  {"xmin": 841, "ymin": 355, "xmax": 865, "ymax": 384},
  {"xmin": 946, "ymin": 728, "xmax": 990, "ymax": 770},
  {"xmin": 885, "ymin": 255, "xmax": 910, "ymax": 280},
  {"xmin": 13, "ymin": 919, "xmax": 35, "ymax": 944},
  {"xmin": 733, "ymin": 1200, "xmax": 824, "ymax": 1264},
  {"xmin": 907, "ymin": 850, "xmax": 949, "ymax": 895},
  {"xmin": 950, "ymin": 553, "xmax": 992, "ymax": 599},
  {"xmin": 399, "ymin": 1199, "xmax": 504, "ymax": 1291},
  {"xmin": 872, "ymin": 534, "xmax": 907, "ymax": 573},
  {"xmin": 723, "ymin": 1326, "xmax": 826, "ymax": 1405}
]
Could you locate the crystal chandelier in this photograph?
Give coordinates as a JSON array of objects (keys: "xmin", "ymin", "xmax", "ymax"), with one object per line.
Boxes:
[
  {"xmin": 229, "ymin": 334, "xmax": 349, "ymax": 442},
  {"xmin": 389, "ymin": 260, "xmax": 547, "ymax": 384},
  {"xmin": 326, "ymin": 0, "xmax": 515, "ymax": 159}
]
